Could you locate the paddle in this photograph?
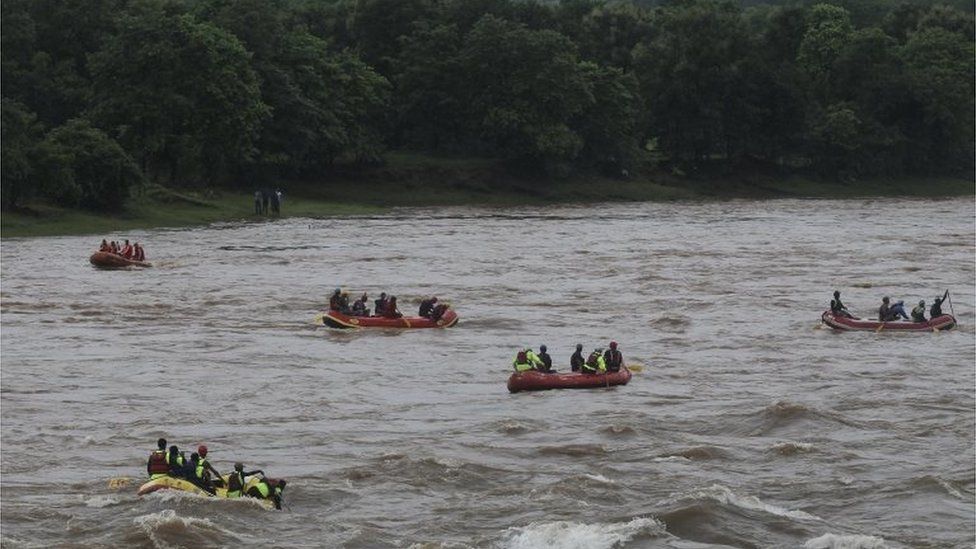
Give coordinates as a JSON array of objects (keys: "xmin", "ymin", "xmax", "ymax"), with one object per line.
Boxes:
[
  {"xmin": 945, "ymin": 289, "xmax": 954, "ymax": 318},
  {"xmin": 108, "ymin": 477, "xmax": 132, "ymax": 489},
  {"xmin": 875, "ymin": 322, "xmax": 885, "ymax": 333}
]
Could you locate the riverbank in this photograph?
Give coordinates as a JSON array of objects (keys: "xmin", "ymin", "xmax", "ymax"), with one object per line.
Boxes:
[{"xmin": 2, "ymin": 155, "xmax": 972, "ymax": 238}]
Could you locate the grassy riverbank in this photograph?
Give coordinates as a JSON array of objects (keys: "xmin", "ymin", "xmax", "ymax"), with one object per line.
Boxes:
[{"xmin": 2, "ymin": 154, "xmax": 972, "ymax": 238}]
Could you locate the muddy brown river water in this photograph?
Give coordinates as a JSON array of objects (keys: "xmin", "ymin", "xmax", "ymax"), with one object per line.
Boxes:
[{"xmin": 1, "ymin": 198, "xmax": 974, "ymax": 548}]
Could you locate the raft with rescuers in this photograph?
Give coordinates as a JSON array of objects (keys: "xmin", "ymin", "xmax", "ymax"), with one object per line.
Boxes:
[
  {"xmin": 821, "ymin": 311, "xmax": 956, "ymax": 332},
  {"xmin": 316, "ymin": 308, "xmax": 459, "ymax": 328},
  {"xmin": 136, "ymin": 474, "xmax": 285, "ymax": 510}
]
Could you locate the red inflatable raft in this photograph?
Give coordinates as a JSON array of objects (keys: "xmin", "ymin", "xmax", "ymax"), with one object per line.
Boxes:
[
  {"xmin": 317, "ymin": 309, "xmax": 459, "ymax": 329},
  {"xmin": 89, "ymin": 251, "xmax": 152, "ymax": 269},
  {"xmin": 821, "ymin": 310, "xmax": 956, "ymax": 332},
  {"xmin": 508, "ymin": 367, "xmax": 632, "ymax": 393}
]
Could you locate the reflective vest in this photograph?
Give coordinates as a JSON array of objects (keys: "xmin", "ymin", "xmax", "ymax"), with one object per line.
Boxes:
[
  {"xmin": 583, "ymin": 353, "xmax": 606, "ymax": 373},
  {"xmin": 254, "ymin": 481, "xmax": 270, "ymax": 498},
  {"xmin": 526, "ymin": 351, "xmax": 543, "ymax": 368},
  {"xmin": 148, "ymin": 450, "xmax": 169, "ymax": 478},
  {"xmin": 226, "ymin": 471, "xmax": 244, "ymax": 498},
  {"xmin": 196, "ymin": 458, "xmax": 210, "ymax": 481},
  {"xmin": 167, "ymin": 452, "xmax": 184, "ymax": 471},
  {"xmin": 513, "ymin": 350, "xmax": 533, "ymax": 372}
]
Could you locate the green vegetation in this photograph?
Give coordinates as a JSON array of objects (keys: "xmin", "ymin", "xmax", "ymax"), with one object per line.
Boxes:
[
  {"xmin": 1, "ymin": 0, "xmax": 973, "ymax": 225},
  {"xmin": 3, "ymin": 153, "xmax": 970, "ymax": 237}
]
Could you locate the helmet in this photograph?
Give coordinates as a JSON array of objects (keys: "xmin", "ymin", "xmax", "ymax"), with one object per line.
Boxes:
[
  {"xmin": 540, "ymin": 345, "xmax": 547, "ymax": 352},
  {"xmin": 234, "ymin": 462, "xmax": 244, "ymax": 471},
  {"xmin": 882, "ymin": 296, "xmax": 890, "ymax": 303},
  {"xmin": 919, "ymin": 300, "xmax": 925, "ymax": 306},
  {"xmin": 333, "ymin": 288, "xmax": 341, "ymax": 294},
  {"xmin": 431, "ymin": 297, "xmax": 438, "ymax": 302},
  {"xmin": 833, "ymin": 290, "xmax": 840, "ymax": 297},
  {"xmin": 198, "ymin": 445, "xmax": 208, "ymax": 457},
  {"xmin": 576, "ymin": 343, "xmax": 583, "ymax": 350},
  {"xmin": 609, "ymin": 341, "xmax": 618, "ymax": 349}
]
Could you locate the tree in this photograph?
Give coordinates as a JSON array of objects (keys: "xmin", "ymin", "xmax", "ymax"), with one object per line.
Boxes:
[
  {"xmin": 32, "ymin": 119, "xmax": 143, "ymax": 211},
  {"xmin": 572, "ymin": 63, "xmax": 641, "ymax": 174},
  {"xmin": 88, "ymin": 3, "xmax": 269, "ymax": 185},
  {"xmin": 458, "ymin": 15, "xmax": 592, "ymax": 170},
  {"xmin": 1, "ymin": 99, "xmax": 43, "ymax": 209}
]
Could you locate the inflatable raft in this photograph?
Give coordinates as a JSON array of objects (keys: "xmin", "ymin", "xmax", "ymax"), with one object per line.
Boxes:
[
  {"xmin": 508, "ymin": 367, "xmax": 633, "ymax": 393},
  {"xmin": 90, "ymin": 251, "xmax": 151, "ymax": 269},
  {"xmin": 136, "ymin": 475, "xmax": 278, "ymax": 510},
  {"xmin": 821, "ymin": 310, "xmax": 956, "ymax": 332},
  {"xmin": 316, "ymin": 309, "xmax": 459, "ymax": 329}
]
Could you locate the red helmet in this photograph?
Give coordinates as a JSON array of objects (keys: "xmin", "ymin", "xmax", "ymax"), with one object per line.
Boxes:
[
  {"xmin": 198, "ymin": 445, "xmax": 208, "ymax": 457},
  {"xmin": 609, "ymin": 341, "xmax": 618, "ymax": 349}
]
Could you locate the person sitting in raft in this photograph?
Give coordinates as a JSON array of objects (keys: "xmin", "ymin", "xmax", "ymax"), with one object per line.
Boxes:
[
  {"xmin": 120, "ymin": 239, "xmax": 133, "ymax": 259},
  {"xmin": 513, "ymin": 348, "xmax": 535, "ymax": 372},
  {"xmin": 570, "ymin": 344, "xmax": 584, "ymax": 372},
  {"xmin": 329, "ymin": 288, "xmax": 343, "ymax": 311},
  {"xmin": 194, "ymin": 445, "xmax": 223, "ymax": 493},
  {"xmin": 430, "ymin": 302, "xmax": 449, "ymax": 321},
  {"xmin": 99, "ymin": 239, "xmax": 110, "ymax": 252},
  {"xmin": 373, "ymin": 292, "xmax": 388, "ymax": 317},
  {"xmin": 603, "ymin": 341, "xmax": 623, "ymax": 372},
  {"xmin": 110, "ymin": 241, "xmax": 120, "ymax": 254},
  {"xmin": 351, "ymin": 293, "xmax": 369, "ymax": 316},
  {"xmin": 247, "ymin": 478, "xmax": 286, "ymax": 510},
  {"xmin": 536, "ymin": 345, "xmax": 553, "ymax": 372},
  {"xmin": 911, "ymin": 300, "xmax": 926, "ymax": 323},
  {"xmin": 830, "ymin": 291, "xmax": 854, "ymax": 318},
  {"xmin": 133, "ymin": 243, "xmax": 146, "ymax": 262},
  {"xmin": 225, "ymin": 462, "xmax": 264, "ymax": 499},
  {"xmin": 878, "ymin": 297, "xmax": 906, "ymax": 321},
  {"xmin": 167, "ymin": 445, "xmax": 185, "ymax": 477},
  {"xmin": 185, "ymin": 453, "xmax": 213, "ymax": 493},
  {"xmin": 419, "ymin": 296, "xmax": 438, "ymax": 318},
  {"xmin": 930, "ymin": 290, "xmax": 949, "ymax": 317},
  {"xmin": 582, "ymin": 348, "xmax": 607, "ymax": 374},
  {"xmin": 147, "ymin": 438, "xmax": 170, "ymax": 479},
  {"xmin": 384, "ymin": 296, "xmax": 403, "ymax": 318}
]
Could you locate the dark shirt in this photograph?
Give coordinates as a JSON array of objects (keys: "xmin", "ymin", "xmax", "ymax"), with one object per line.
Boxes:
[
  {"xmin": 419, "ymin": 299, "xmax": 435, "ymax": 318},
  {"xmin": 930, "ymin": 302, "xmax": 943, "ymax": 317},
  {"xmin": 830, "ymin": 298, "xmax": 845, "ymax": 313},
  {"xmin": 879, "ymin": 303, "xmax": 897, "ymax": 322},
  {"xmin": 352, "ymin": 300, "xmax": 368, "ymax": 316},
  {"xmin": 911, "ymin": 305, "xmax": 926, "ymax": 323},
  {"xmin": 374, "ymin": 298, "xmax": 387, "ymax": 316},
  {"xmin": 570, "ymin": 350, "xmax": 584, "ymax": 372},
  {"xmin": 538, "ymin": 352, "xmax": 552, "ymax": 371},
  {"xmin": 603, "ymin": 349, "xmax": 623, "ymax": 372}
]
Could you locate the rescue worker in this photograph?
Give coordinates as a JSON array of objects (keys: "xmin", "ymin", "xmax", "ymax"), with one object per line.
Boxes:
[
  {"xmin": 911, "ymin": 300, "xmax": 926, "ymax": 323},
  {"xmin": 830, "ymin": 291, "xmax": 853, "ymax": 318},
  {"xmin": 120, "ymin": 239, "xmax": 133, "ymax": 259},
  {"xmin": 931, "ymin": 291, "xmax": 948, "ymax": 317},
  {"xmin": 225, "ymin": 462, "xmax": 264, "ymax": 499},
  {"xmin": 430, "ymin": 302, "xmax": 449, "ymax": 321},
  {"xmin": 195, "ymin": 445, "xmax": 223, "ymax": 492},
  {"xmin": 186, "ymin": 452, "xmax": 212, "ymax": 492},
  {"xmin": 525, "ymin": 347, "xmax": 545, "ymax": 370},
  {"xmin": 134, "ymin": 243, "xmax": 146, "ymax": 262},
  {"xmin": 582, "ymin": 348, "xmax": 606, "ymax": 374},
  {"xmin": 338, "ymin": 292, "xmax": 351, "ymax": 313},
  {"xmin": 512, "ymin": 349, "xmax": 534, "ymax": 372},
  {"xmin": 329, "ymin": 288, "xmax": 343, "ymax": 311},
  {"xmin": 384, "ymin": 296, "xmax": 403, "ymax": 318},
  {"xmin": 351, "ymin": 293, "xmax": 369, "ymax": 316},
  {"xmin": 603, "ymin": 341, "xmax": 623, "ymax": 372},
  {"xmin": 246, "ymin": 478, "xmax": 286, "ymax": 510},
  {"xmin": 878, "ymin": 297, "xmax": 898, "ymax": 321},
  {"xmin": 374, "ymin": 292, "xmax": 388, "ymax": 317},
  {"xmin": 110, "ymin": 241, "xmax": 120, "ymax": 254},
  {"xmin": 536, "ymin": 345, "xmax": 553, "ymax": 372},
  {"xmin": 99, "ymin": 239, "xmax": 110, "ymax": 252},
  {"xmin": 419, "ymin": 297, "xmax": 438, "ymax": 318},
  {"xmin": 167, "ymin": 445, "xmax": 185, "ymax": 476},
  {"xmin": 147, "ymin": 438, "xmax": 169, "ymax": 479},
  {"xmin": 570, "ymin": 344, "xmax": 584, "ymax": 372}
]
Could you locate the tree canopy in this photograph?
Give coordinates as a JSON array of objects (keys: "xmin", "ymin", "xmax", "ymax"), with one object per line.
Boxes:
[{"xmin": 2, "ymin": 0, "xmax": 973, "ymax": 210}]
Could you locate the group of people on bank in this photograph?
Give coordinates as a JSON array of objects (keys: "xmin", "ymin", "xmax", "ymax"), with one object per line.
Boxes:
[
  {"xmin": 830, "ymin": 290, "xmax": 950, "ymax": 322},
  {"xmin": 98, "ymin": 239, "xmax": 147, "ymax": 261},
  {"xmin": 146, "ymin": 438, "xmax": 286, "ymax": 509},
  {"xmin": 329, "ymin": 289, "xmax": 450, "ymax": 321},
  {"xmin": 513, "ymin": 341, "xmax": 624, "ymax": 374}
]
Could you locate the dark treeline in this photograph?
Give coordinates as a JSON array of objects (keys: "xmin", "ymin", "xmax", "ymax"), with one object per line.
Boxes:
[{"xmin": 2, "ymin": 0, "xmax": 973, "ymax": 212}]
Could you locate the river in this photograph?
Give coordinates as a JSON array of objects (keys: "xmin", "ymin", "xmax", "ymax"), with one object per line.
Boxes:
[{"xmin": 1, "ymin": 198, "xmax": 973, "ymax": 548}]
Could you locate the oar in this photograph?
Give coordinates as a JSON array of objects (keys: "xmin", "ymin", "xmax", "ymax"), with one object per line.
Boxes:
[
  {"xmin": 876, "ymin": 322, "xmax": 885, "ymax": 333},
  {"xmin": 108, "ymin": 477, "xmax": 132, "ymax": 489},
  {"xmin": 946, "ymin": 289, "xmax": 955, "ymax": 318},
  {"xmin": 627, "ymin": 363, "xmax": 644, "ymax": 373}
]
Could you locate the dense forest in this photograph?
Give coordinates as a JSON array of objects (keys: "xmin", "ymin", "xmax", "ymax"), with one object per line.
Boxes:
[{"xmin": 2, "ymin": 0, "xmax": 973, "ymax": 212}]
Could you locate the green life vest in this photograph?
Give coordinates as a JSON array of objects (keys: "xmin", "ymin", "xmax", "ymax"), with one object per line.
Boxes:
[
  {"xmin": 513, "ymin": 350, "xmax": 533, "ymax": 372},
  {"xmin": 255, "ymin": 481, "xmax": 270, "ymax": 498},
  {"xmin": 226, "ymin": 471, "xmax": 244, "ymax": 498}
]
